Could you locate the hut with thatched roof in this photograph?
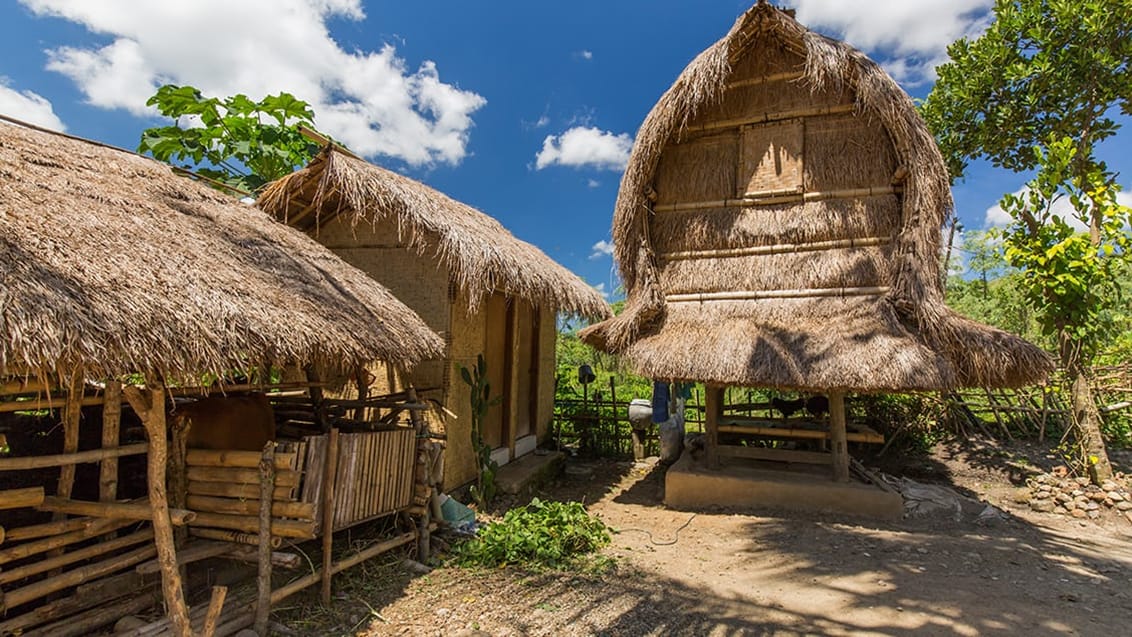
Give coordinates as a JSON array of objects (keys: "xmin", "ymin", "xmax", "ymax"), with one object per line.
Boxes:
[
  {"xmin": 0, "ymin": 117, "xmax": 443, "ymax": 634},
  {"xmin": 579, "ymin": 1, "xmax": 1053, "ymax": 482},
  {"xmin": 259, "ymin": 144, "xmax": 611, "ymax": 489}
]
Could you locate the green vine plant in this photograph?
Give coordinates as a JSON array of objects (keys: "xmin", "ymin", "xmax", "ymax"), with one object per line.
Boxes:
[{"xmin": 458, "ymin": 354, "xmax": 502, "ymax": 510}]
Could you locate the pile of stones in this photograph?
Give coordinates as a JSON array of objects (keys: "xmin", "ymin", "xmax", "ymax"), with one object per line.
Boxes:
[{"xmin": 1024, "ymin": 472, "xmax": 1132, "ymax": 523}]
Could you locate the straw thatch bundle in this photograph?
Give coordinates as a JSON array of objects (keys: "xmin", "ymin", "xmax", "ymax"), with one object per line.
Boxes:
[
  {"xmin": 0, "ymin": 119, "xmax": 443, "ymax": 380},
  {"xmin": 258, "ymin": 147, "xmax": 610, "ymax": 319},
  {"xmin": 580, "ymin": 1, "xmax": 1052, "ymax": 391}
]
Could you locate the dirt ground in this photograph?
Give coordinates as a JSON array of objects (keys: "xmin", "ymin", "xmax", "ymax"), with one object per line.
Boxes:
[{"xmin": 285, "ymin": 440, "xmax": 1132, "ymax": 636}]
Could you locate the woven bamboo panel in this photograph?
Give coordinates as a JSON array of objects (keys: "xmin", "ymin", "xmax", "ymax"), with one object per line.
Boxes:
[
  {"xmin": 298, "ymin": 428, "xmax": 416, "ymax": 533},
  {"xmin": 738, "ymin": 119, "xmax": 804, "ymax": 196}
]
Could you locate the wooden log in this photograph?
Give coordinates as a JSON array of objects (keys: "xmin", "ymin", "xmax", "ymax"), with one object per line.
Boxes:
[
  {"xmin": 135, "ymin": 539, "xmax": 237, "ymax": 575},
  {"xmin": 254, "ymin": 442, "xmax": 275, "ymax": 636},
  {"xmin": 0, "ymin": 518, "xmax": 132, "ymax": 565},
  {"xmin": 189, "ymin": 512, "xmax": 315, "ymax": 539},
  {"xmin": 186, "ymin": 495, "xmax": 315, "ymax": 520},
  {"xmin": 54, "ymin": 371, "xmax": 84, "ymax": 507},
  {"xmin": 186, "ymin": 449, "xmax": 296, "ymax": 470},
  {"xmin": 21, "ymin": 588, "xmax": 158, "ymax": 637},
  {"xmin": 124, "ymin": 379, "xmax": 193, "ymax": 637},
  {"xmin": 1, "ymin": 543, "xmax": 157, "ymax": 611},
  {"xmin": 38, "ymin": 497, "xmax": 195, "ymax": 525},
  {"xmin": 186, "ymin": 466, "xmax": 300, "ymax": 487},
  {"xmin": 0, "ymin": 570, "xmax": 151, "ymax": 635},
  {"xmin": 101, "ymin": 380, "xmax": 123, "ymax": 504},
  {"xmin": 0, "ymin": 486, "xmax": 45, "ymax": 510},
  {"xmin": 188, "ymin": 481, "xmax": 293, "ymax": 500},
  {"xmin": 0, "ymin": 529, "xmax": 153, "ymax": 585},
  {"xmin": 0, "ymin": 443, "xmax": 148, "ymax": 471},
  {"xmin": 705, "ymin": 386, "xmax": 722, "ymax": 468},
  {"xmin": 227, "ymin": 547, "xmax": 302, "ymax": 570},
  {"xmin": 169, "ymin": 401, "xmax": 189, "ymax": 544},
  {"xmin": 320, "ymin": 427, "xmax": 340, "ymax": 604},
  {"xmin": 188, "ymin": 527, "xmax": 283, "ymax": 548},
  {"xmin": 829, "ymin": 391, "xmax": 850, "ymax": 482},
  {"xmin": 200, "ymin": 586, "xmax": 228, "ymax": 637}
]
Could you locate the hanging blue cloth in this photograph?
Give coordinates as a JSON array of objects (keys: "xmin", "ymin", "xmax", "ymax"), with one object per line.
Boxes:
[{"xmin": 651, "ymin": 381, "xmax": 670, "ymax": 423}]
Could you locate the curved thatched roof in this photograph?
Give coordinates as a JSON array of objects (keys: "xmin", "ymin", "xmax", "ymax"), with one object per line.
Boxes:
[
  {"xmin": 258, "ymin": 147, "xmax": 610, "ymax": 319},
  {"xmin": 580, "ymin": 1, "xmax": 1052, "ymax": 391},
  {"xmin": 0, "ymin": 118, "xmax": 443, "ymax": 380}
]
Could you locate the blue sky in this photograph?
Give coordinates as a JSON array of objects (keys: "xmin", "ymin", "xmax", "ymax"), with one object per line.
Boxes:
[{"xmin": 2, "ymin": 0, "xmax": 1129, "ymax": 298}]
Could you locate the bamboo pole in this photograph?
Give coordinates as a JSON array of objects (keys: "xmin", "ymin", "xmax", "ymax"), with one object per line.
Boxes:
[
  {"xmin": 0, "ymin": 443, "xmax": 147, "ymax": 471},
  {"xmin": 186, "ymin": 495, "xmax": 315, "ymax": 520},
  {"xmin": 0, "ymin": 518, "xmax": 131, "ymax": 565},
  {"xmin": 188, "ymin": 527, "xmax": 283, "ymax": 548},
  {"xmin": 726, "ymin": 69, "xmax": 806, "ymax": 90},
  {"xmin": 829, "ymin": 391, "xmax": 850, "ymax": 482},
  {"xmin": 662, "ymin": 236, "xmax": 892, "ymax": 262},
  {"xmin": 200, "ymin": 586, "xmax": 228, "ymax": 637},
  {"xmin": 666, "ymin": 286, "xmax": 889, "ymax": 303},
  {"xmin": 653, "ymin": 185, "xmax": 902, "ymax": 213},
  {"xmin": 123, "ymin": 379, "xmax": 192, "ymax": 637},
  {"xmin": 186, "ymin": 466, "xmax": 300, "ymax": 487},
  {"xmin": 269, "ymin": 531, "xmax": 417, "ymax": 605},
  {"xmin": 20, "ymin": 588, "xmax": 158, "ymax": 637},
  {"xmin": 0, "ymin": 486, "xmax": 45, "ymax": 510},
  {"xmin": 101, "ymin": 380, "xmax": 123, "ymax": 505},
  {"xmin": 685, "ymin": 102, "xmax": 856, "ymax": 133},
  {"xmin": 189, "ymin": 512, "xmax": 315, "ymax": 539},
  {"xmin": 188, "ymin": 481, "xmax": 293, "ymax": 500},
  {"xmin": 320, "ymin": 428, "xmax": 340, "ymax": 604},
  {"xmin": 186, "ymin": 449, "xmax": 296, "ymax": 469},
  {"xmin": 37, "ymin": 497, "xmax": 195, "ymax": 525},
  {"xmin": 254, "ymin": 442, "xmax": 275, "ymax": 636},
  {"xmin": 1, "ymin": 543, "xmax": 157, "ymax": 611},
  {"xmin": 0, "ymin": 529, "xmax": 153, "ymax": 585},
  {"xmin": 0, "ymin": 570, "xmax": 150, "ymax": 635}
]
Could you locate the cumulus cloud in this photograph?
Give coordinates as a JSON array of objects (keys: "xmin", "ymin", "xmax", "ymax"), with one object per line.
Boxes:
[
  {"xmin": 785, "ymin": 0, "xmax": 993, "ymax": 84},
  {"xmin": 21, "ymin": 0, "xmax": 485, "ymax": 166},
  {"xmin": 578, "ymin": 50, "xmax": 593, "ymax": 60},
  {"xmin": 535, "ymin": 126, "xmax": 632, "ymax": 171},
  {"xmin": 0, "ymin": 78, "xmax": 66, "ymax": 131},
  {"xmin": 589, "ymin": 239, "xmax": 614, "ymax": 260},
  {"xmin": 984, "ymin": 186, "xmax": 1132, "ymax": 230}
]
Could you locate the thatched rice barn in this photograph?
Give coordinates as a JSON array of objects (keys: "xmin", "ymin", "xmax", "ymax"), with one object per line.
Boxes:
[
  {"xmin": 259, "ymin": 146, "xmax": 610, "ymax": 488},
  {"xmin": 579, "ymin": 1, "xmax": 1052, "ymax": 478},
  {"xmin": 0, "ymin": 117, "xmax": 443, "ymax": 634}
]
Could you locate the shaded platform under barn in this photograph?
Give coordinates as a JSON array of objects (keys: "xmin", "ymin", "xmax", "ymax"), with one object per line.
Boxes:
[{"xmin": 665, "ymin": 452, "xmax": 903, "ymax": 519}]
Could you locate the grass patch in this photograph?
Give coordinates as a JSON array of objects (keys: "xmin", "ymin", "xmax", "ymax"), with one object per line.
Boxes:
[{"xmin": 456, "ymin": 498, "xmax": 611, "ymax": 571}]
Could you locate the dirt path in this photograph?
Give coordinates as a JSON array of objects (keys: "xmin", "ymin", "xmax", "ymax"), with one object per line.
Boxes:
[{"xmin": 342, "ymin": 448, "xmax": 1132, "ymax": 636}]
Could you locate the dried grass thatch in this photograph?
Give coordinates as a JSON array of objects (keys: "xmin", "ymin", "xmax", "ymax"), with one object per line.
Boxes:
[
  {"xmin": 580, "ymin": 1, "xmax": 1053, "ymax": 391},
  {"xmin": 257, "ymin": 147, "xmax": 610, "ymax": 319},
  {"xmin": 0, "ymin": 119, "xmax": 444, "ymax": 380}
]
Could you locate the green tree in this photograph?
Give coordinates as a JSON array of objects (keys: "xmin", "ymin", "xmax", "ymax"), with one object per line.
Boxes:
[
  {"xmin": 138, "ymin": 85, "xmax": 321, "ymax": 193},
  {"xmin": 921, "ymin": 0, "xmax": 1132, "ymax": 482}
]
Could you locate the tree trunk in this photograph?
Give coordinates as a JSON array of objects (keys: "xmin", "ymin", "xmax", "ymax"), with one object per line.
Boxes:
[{"xmin": 1070, "ymin": 365, "xmax": 1113, "ymax": 484}]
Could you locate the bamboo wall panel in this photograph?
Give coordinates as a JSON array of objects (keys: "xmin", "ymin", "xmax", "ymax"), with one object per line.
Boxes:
[{"xmin": 294, "ymin": 428, "xmax": 416, "ymax": 533}]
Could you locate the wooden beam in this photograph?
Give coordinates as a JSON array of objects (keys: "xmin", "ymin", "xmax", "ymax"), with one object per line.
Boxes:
[
  {"xmin": 254, "ymin": 443, "xmax": 276, "ymax": 636},
  {"xmin": 683, "ymin": 102, "xmax": 855, "ymax": 134},
  {"xmin": 101, "ymin": 380, "xmax": 123, "ymax": 506},
  {"xmin": 667, "ymin": 286, "xmax": 889, "ymax": 304},
  {"xmin": 653, "ymin": 185, "xmax": 902, "ymax": 213},
  {"xmin": 829, "ymin": 391, "xmax": 850, "ymax": 482},
  {"xmin": 716, "ymin": 445, "xmax": 833, "ymax": 465},
  {"xmin": 662, "ymin": 236, "xmax": 891, "ymax": 262},
  {"xmin": 704, "ymin": 386, "xmax": 722, "ymax": 469},
  {"xmin": 0, "ymin": 443, "xmax": 147, "ymax": 471}
]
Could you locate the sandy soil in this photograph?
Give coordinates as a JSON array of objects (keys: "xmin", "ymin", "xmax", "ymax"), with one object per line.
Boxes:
[{"xmin": 290, "ymin": 441, "xmax": 1132, "ymax": 636}]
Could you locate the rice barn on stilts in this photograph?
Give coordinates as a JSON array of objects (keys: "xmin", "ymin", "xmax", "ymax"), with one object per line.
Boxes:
[
  {"xmin": 579, "ymin": 1, "xmax": 1053, "ymax": 514},
  {"xmin": 258, "ymin": 143, "xmax": 610, "ymax": 492},
  {"xmin": 0, "ymin": 118, "xmax": 444, "ymax": 635}
]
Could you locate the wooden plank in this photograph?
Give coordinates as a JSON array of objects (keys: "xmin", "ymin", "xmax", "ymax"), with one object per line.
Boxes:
[
  {"xmin": 716, "ymin": 445, "xmax": 833, "ymax": 465},
  {"xmin": 830, "ymin": 391, "xmax": 849, "ymax": 482},
  {"xmin": 186, "ymin": 449, "xmax": 296, "ymax": 470},
  {"xmin": 717, "ymin": 420, "xmax": 884, "ymax": 444}
]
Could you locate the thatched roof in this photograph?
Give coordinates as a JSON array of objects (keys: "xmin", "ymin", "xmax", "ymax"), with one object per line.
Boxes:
[
  {"xmin": 258, "ymin": 147, "xmax": 610, "ymax": 319},
  {"xmin": 0, "ymin": 118, "xmax": 444, "ymax": 380},
  {"xmin": 580, "ymin": 1, "xmax": 1052, "ymax": 391}
]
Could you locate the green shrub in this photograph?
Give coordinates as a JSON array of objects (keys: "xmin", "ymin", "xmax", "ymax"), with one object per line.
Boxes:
[{"xmin": 456, "ymin": 499, "xmax": 611, "ymax": 570}]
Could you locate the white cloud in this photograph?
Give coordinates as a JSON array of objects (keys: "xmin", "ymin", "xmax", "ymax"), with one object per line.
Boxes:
[
  {"xmin": 984, "ymin": 186, "xmax": 1132, "ymax": 231},
  {"xmin": 0, "ymin": 78, "xmax": 66, "ymax": 131},
  {"xmin": 21, "ymin": 0, "xmax": 485, "ymax": 166},
  {"xmin": 586, "ymin": 179, "xmax": 601, "ymax": 189},
  {"xmin": 535, "ymin": 126, "xmax": 632, "ymax": 171},
  {"xmin": 784, "ymin": 0, "xmax": 993, "ymax": 85},
  {"xmin": 589, "ymin": 239, "xmax": 614, "ymax": 260},
  {"xmin": 593, "ymin": 282, "xmax": 609, "ymax": 299},
  {"xmin": 579, "ymin": 50, "xmax": 593, "ymax": 60}
]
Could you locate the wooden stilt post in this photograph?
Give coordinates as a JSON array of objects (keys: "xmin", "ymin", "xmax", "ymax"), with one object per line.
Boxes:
[
  {"xmin": 123, "ymin": 378, "xmax": 192, "ymax": 637},
  {"xmin": 100, "ymin": 380, "xmax": 122, "ymax": 504},
  {"xmin": 319, "ymin": 428, "xmax": 340, "ymax": 605},
  {"xmin": 407, "ymin": 388, "xmax": 431, "ymax": 562},
  {"xmin": 829, "ymin": 391, "xmax": 850, "ymax": 482},
  {"xmin": 705, "ymin": 385, "xmax": 722, "ymax": 468},
  {"xmin": 254, "ymin": 441, "xmax": 276, "ymax": 635},
  {"xmin": 169, "ymin": 407, "xmax": 189, "ymax": 547},
  {"xmin": 55, "ymin": 372, "xmax": 83, "ymax": 511}
]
